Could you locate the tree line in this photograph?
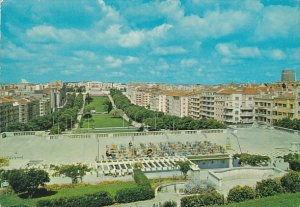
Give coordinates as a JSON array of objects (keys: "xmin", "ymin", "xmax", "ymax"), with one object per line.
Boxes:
[
  {"xmin": 274, "ymin": 118, "xmax": 300, "ymax": 131},
  {"xmin": 5, "ymin": 92, "xmax": 84, "ymax": 134},
  {"xmin": 110, "ymin": 89, "xmax": 226, "ymax": 130}
]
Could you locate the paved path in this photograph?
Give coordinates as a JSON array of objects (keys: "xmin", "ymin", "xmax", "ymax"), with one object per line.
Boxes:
[
  {"xmin": 73, "ymin": 93, "xmax": 86, "ymax": 130},
  {"xmin": 108, "ymin": 94, "xmax": 142, "ymax": 128}
]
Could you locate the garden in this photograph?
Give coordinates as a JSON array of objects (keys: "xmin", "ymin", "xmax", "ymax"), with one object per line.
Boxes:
[{"xmin": 0, "ymin": 167, "xmax": 153, "ymax": 207}]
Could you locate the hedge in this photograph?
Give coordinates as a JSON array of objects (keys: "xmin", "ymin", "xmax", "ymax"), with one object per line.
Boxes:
[
  {"xmin": 133, "ymin": 169, "xmax": 151, "ymax": 187},
  {"xmin": 36, "ymin": 191, "xmax": 114, "ymax": 207},
  {"xmin": 180, "ymin": 191, "xmax": 224, "ymax": 207},
  {"xmin": 280, "ymin": 172, "xmax": 300, "ymax": 193},
  {"xmin": 114, "ymin": 186, "xmax": 154, "ymax": 203},
  {"xmin": 114, "ymin": 169, "xmax": 155, "ymax": 203},
  {"xmin": 255, "ymin": 178, "xmax": 285, "ymax": 198},
  {"xmin": 227, "ymin": 185, "xmax": 255, "ymax": 203}
]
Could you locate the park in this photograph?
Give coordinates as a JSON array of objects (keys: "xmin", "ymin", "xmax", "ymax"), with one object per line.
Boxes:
[{"xmin": 0, "ymin": 124, "xmax": 299, "ymax": 206}]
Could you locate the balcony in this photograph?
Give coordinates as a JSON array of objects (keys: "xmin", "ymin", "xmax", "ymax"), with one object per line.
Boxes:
[{"xmin": 240, "ymin": 113, "xmax": 253, "ymax": 117}]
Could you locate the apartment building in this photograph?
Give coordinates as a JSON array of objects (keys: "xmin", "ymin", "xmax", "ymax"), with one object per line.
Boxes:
[
  {"xmin": 165, "ymin": 92, "xmax": 189, "ymax": 117},
  {"xmin": 188, "ymin": 92, "xmax": 201, "ymax": 119},
  {"xmin": 39, "ymin": 98, "xmax": 51, "ymax": 117},
  {"xmin": 200, "ymin": 90, "xmax": 216, "ymax": 119},
  {"xmin": 273, "ymin": 93, "xmax": 297, "ymax": 122},
  {"xmin": 254, "ymin": 95, "xmax": 274, "ymax": 124},
  {"xmin": 158, "ymin": 93, "xmax": 167, "ymax": 113},
  {"xmin": 16, "ymin": 98, "xmax": 40, "ymax": 123},
  {"xmin": 0, "ymin": 99, "xmax": 19, "ymax": 132},
  {"xmin": 85, "ymin": 81, "xmax": 113, "ymax": 95},
  {"xmin": 296, "ymin": 88, "xmax": 300, "ymax": 118},
  {"xmin": 215, "ymin": 88, "xmax": 257, "ymax": 124}
]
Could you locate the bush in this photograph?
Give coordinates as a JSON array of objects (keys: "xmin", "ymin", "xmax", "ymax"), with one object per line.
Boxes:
[
  {"xmin": 280, "ymin": 172, "xmax": 300, "ymax": 193},
  {"xmin": 233, "ymin": 153, "xmax": 270, "ymax": 166},
  {"xmin": 180, "ymin": 191, "xmax": 224, "ymax": 207},
  {"xmin": 162, "ymin": 200, "xmax": 177, "ymax": 207},
  {"xmin": 227, "ymin": 185, "xmax": 255, "ymax": 203},
  {"xmin": 114, "ymin": 169, "xmax": 155, "ymax": 203},
  {"xmin": 114, "ymin": 186, "xmax": 154, "ymax": 203},
  {"xmin": 36, "ymin": 191, "xmax": 114, "ymax": 207},
  {"xmin": 255, "ymin": 178, "xmax": 285, "ymax": 197},
  {"xmin": 184, "ymin": 180, "xmax": 215, "ymax": 194},
  {"xmin": 289, "ymin": 160, "xmax": 300, "ymax": 171},
  {"xmin": 133, "ymin": 169, "xmax": 151, "ymax": 187}
]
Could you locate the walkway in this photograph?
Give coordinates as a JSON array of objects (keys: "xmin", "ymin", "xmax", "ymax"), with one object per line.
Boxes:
[
  {"xmin": 108, "ymin": 94, "xmax": 142, "ymax": 128},
  {"xmin": 73, "ymin": 93, "xmax": 86, "ymax": 130}
]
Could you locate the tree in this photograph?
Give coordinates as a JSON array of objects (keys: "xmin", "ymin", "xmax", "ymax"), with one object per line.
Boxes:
[
  {"xmin": 227, "ymin": 185, "xmax": 255, "ymax": 203},
  {"xmin": 53, "ymin": 163, "xmax": 91, "ymax": 184},
  {"xmin": 162, "ymin": 201, "xmax": 177, "ymax": 207},
  {"xmin": 177, "ymin": 161, "xmax": 191, "ymax": 179},
  {"xmin": 280, "ymin": 172, "xmax": 300, "ymax": 193},
  {"xmin": 0, "ymin": 157, "xmax": 9, "ymax": 168},
  {"xmin": 282, "ymin": 153, "xmax": 300, "ymax": 171},
  {"xmin": 85, "ymin": 93, "xmax": 93, "ymax": 105},
  {"xmin": 4, "ymin": 169, "xmax": 49, "ymax": 197},
  {"xmin": 109, "ymin": 109, "xmax": 124, "ymax": 118}
]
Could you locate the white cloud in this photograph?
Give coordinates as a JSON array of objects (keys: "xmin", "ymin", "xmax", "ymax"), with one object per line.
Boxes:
[
  {"xmin": 118, "ymin": 30, "xmax": 145, "ymax": 48},
  {"xmin": 216, "ymin": 43, "xmax": 261, "ymax": 58},
  {"xmin": 105, "ymin": 56, "xmax": 122, "ymax": 68},
  {"xmin": 26, "ymin": 25, "xmax": 83, "ymax": 43},
  {"xmin": 2, "ymin": 42, "xmax": 34, "ymax": 60},
  {"xmin": 255, "ymin": 5, "xmax": 300, "ymax": 40},
  {"xmin": 159, "ymin": 0, "xmax": 184, "ymax": 22},
  {"xmin": 124, "ymin": 56, "xmax": 139, "ymax": 64},
  {"xmin": 110, "ymin": 72, "xmax": 124, "ymax": 77},
  {"xmin": 97, "ymin": 0, "xmax": 122, "ymax": 24},
  {"xmin": 21, "ymin": 79, "xmax": 29, "ymax": 83},
  {"xmin": 38, "ymin": 67, "xmax": 51, "ymax": 74},
  {"xmin": 268, "ymin": 49, "xmax": 286, "ymax": 60},
  {"xmin": 180, "ymin": 58, "xmax": 198, "ymax": 67},
  {"xmin": 61, "ymin": 64, "xmax": 85, "ymax": 75},
  {"xmin": 147, "ymin": 24, "xmax": 173, "ymax": 40},
  {"xmin": 152, "ymin": 46, "xmax": 187, "ymax": 55},
  {"xmin": 244, "ymin": 0, "xmax": 264, "ymax": 12},
  {"xmin": 73, "ymin": 50, "xmax": 98, "ymax": 61}
]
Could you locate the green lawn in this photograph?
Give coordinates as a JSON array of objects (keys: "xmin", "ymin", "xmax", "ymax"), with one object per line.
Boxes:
[
  {"xmin": 81, "ymin": 114, "xmax": 130, "ymax": 128},
  {"xmin": 217, "ymin": 192, "xmax": 300, "ymax": 207},
  {"xmin": 86, "ymin": 96, "xmax": 109, "ymax": 112},
  {"xmin": 0, "ymin": 181, "xmax": 137, "ymax": 207}
]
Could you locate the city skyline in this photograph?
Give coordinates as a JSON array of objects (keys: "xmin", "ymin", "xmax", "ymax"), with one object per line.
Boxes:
[{"xmin": 1, "ymin": 0, "xmax": 300, "ymax": 84}]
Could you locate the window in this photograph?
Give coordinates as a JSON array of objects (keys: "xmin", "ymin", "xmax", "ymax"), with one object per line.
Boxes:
[{"xmin": 235, "ymin": 97, "xmax": 239, "ymax": 100}]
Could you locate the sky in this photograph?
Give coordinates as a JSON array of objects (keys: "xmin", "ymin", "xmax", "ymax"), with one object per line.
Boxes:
[{"xmin": 0, "ymin": 0, "xmax": 300, "ymax": 84}]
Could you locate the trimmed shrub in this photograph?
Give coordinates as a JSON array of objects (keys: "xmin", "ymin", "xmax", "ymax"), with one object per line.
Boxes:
[
  {"xmin": 255, "ymin": 178, "xmax": 285, "ymax": 198},
  {"xmin": 233, "ymin": 153, "xmax": 270, "ymax": 166},
  {"xmin": 36, "ymin": 191, "xmax": 114, "ymax": 207},
  {"xmin": 227, "ymin": 185, "xmax": 255, "ymax": 203},
  {"xmin": 280, "ymin": 172, "xmax": 300, "ymax": 193},
  {"xmin": 114, "ymin": 169, "xmax": 154, "ymax": 203},
  {"xmin": 162, "ymin": 200, "xmax": 177, "ymax": 207},
  {"xmin": 133, "ymin": 169, "xmax": 151, "ymax": 187},
  {"xmin": 180, "ymin": 191, "xmax": 224, "ymax": 207},
  {"xmin": 289, "ymin": 160, "xmax": 300, "ymax": 171},
  {"xmin": 114, "ymin": 186, "xmax": 154, "ymax": 203}
]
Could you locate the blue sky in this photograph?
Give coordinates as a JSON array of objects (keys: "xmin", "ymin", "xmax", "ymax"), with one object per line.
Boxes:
[{"xmin": 1, "ymin": 0, "xmax": 300, "ymax": 84}]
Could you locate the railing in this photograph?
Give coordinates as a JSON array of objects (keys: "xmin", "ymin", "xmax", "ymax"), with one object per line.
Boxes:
[
  {"xmin": 1, "ymin": 131, "xmax": 47, "ymax": 138},
  {"xmin": 1, "ymin": 129, "xmax": 227, "ymax": 139}
]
